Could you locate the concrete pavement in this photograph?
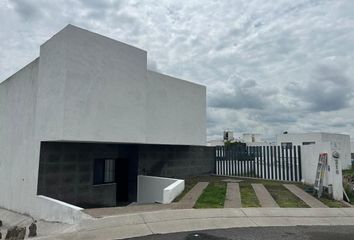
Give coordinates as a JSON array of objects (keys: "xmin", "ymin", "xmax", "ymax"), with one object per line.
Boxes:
[
  {"xmin": 252, "ymin": 184, "xmax": 279, "ymax": 208},
  {"xmin": 283, "ymin": 184, "xmax": 328, "ymax": 208},
  {"xmin": 0, "ymin": 208, "xmax": 75, "ymax": 238},
  {"xmin": 36, "ymin": 208, "xmax": 354, "ymax": 240},
  {"xmin": 176, "ymin": 182, "xmax": 209, "ymax": 209},
  {"xmin": 224, "ymin": 183, "xmax": 242, "ymax": 208}
]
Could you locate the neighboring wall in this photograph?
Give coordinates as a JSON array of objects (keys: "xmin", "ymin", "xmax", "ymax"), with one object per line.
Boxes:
[
  {"xmin": 301, "ymin": 142, "xmax": 343, "ymax": 200},
  {"xmin": 277, "ymin": 133, "xmax": 351, "ymax": 169},
  {"xmin": 138, "ymin": 145, "xmax": 215, "ymax": 178},
  {"xmin": 321, "ymin": 133, "xmax": 351, "ymax": 169}
]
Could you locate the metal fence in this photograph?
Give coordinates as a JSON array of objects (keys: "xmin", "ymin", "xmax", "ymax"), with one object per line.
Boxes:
[{"xmin": 215, "ymin": 145, "xmax": 302, "ymax": 182}]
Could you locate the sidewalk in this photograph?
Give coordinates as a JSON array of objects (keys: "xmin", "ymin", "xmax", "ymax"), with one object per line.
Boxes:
[{"xmin": 38, "ymin": 208, "xmax": 354, "ymax": 240}]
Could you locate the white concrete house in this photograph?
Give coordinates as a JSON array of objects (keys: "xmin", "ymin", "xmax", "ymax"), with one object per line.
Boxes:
[
  {"xmin": 0, "ymin": 25, "xmax": 214, "ymax": 223},
  {"xmin": 276, "ymin": 132, "xmax": 351, "ymax": 169}
]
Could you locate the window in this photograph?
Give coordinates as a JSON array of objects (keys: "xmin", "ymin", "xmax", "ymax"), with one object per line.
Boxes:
[
  {"xmin": 302, "ymin": 142, "xmax": 315, "ymax": 145},
  {"xmin": 281, "ymin": 142, "xmax": 292, "ymax": 149},
  {"xmin": 94, "ymin": 159, "xmax": 115, "ymax": 184}
]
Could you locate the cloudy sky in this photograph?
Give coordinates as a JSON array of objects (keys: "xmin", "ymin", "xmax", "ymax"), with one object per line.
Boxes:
[{"xmin": 1, "ymin": 0, "xmax": 354, "ymax": 141}]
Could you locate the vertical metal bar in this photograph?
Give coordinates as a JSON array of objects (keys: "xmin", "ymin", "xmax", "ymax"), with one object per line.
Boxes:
[
  {"xmin": 248, "ymin": 147, "xmax": 251, "ymax": 177},
  {"xmin": 289, "ymin": 146, "xmax": 293, "ymax": 181},
  {"xmin": 274, "ymin": 146, "xmax": 278, "ymax": 180},
  {"xmin": 255, "ymin": 146, "xmax": 259, "ymax": 177},
  {"xmin": 266, "ymin": 146, "xmax": 270, "ymax": 179},
  {"xmin": 286, "ymin": 147, "xmax": 290, "ymax": 181},
  {"xmin": 298, "ymin": 146, "xmax": 302, "ymax": 181},
  {"xmin": 281, "ymin": 146, "xmax": 285, "ymax": 181},
  {"xmin": 293, "ymin": 145, "xmax": 298, "ymax": 181},
  {"xmin": 277, "ymin": 146, "xmax": 281, "ymax": 180},
  {"xmin": 262, "ymin": 146, "xmax": 266, "ymax": 179},
  {"xmin": 237, "ymin": 149, "xmax": 241, "ymax": 176},
  {"xmin": 252, "ymin": 146, "xmax": 254, "ymax": 178},
  {"xmin": 270, "ymin": 146, "xmax": 274, "ymax": 180}
]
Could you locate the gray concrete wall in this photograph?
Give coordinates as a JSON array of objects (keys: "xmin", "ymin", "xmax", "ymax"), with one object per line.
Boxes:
[
  {"xmin": 138, "ymin": 145, "xmax": 215, "ymax": 178},
  {"xmin": 38, "ymin": 142, "xmax": 139, "ymax": 208}
]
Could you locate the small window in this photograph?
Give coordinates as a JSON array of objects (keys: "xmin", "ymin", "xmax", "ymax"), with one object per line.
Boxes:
[
  {"xmin": 94, "ymin": 159, "xmax": 115, "ymax": 184},
  {"xmin": 302, "ymin": 142, "xmax": 315, "ymax": 145},
  {"xmin": 281, "ymin": 142, "xmax": 292, "ymax": 149}
]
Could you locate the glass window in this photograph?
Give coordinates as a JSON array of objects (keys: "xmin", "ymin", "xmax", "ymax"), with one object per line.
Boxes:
[{"xmin": 94, "ymin": 159, "xmax": 115, "ymax": 184}]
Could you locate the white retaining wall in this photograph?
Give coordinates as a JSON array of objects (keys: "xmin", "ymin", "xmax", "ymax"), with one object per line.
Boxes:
[
  {"xmin": 301, "ymin": 142, "xmax": 343, "ymax": 200},
  {"xmin": 137, "ymin": 175, "xmax": 184, "ymax": 204}
]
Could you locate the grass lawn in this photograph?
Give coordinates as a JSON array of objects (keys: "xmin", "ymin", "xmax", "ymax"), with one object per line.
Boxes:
[
  {"xmin": 175, "ymin": 175, "xmax": 348, "ymax": 208},
  {"xmin": 265, "ymin": 184, "xmax": 309, "ymax": 208},
  {"xmin": 194, "ymin": 182, "xmax": 226, "ymax": 208},
  {"xmin": 239, "ymin": 184, "xmax": 260, "ymax": 207}
]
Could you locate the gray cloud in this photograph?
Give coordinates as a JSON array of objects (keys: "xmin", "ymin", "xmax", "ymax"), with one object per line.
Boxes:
[
  {"xmin": 11, "ymin": 0, "xmax": 43, "ymax": 21},
  {"xmin": 208, "ymin": 75, "xmax": 278, "ymax": 110},
  {"xmin": 287, "ymin": 65, "xmax": 354, "ymax": 112},
  {"xmin": 1, "ymin": 0, "xmax": 354, "ymax": 140}
]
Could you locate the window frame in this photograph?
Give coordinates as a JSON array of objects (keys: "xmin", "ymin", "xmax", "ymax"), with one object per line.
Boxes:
[{"xmin": 93, "ymin": 158, "xmax": 116, "ymax": 185}]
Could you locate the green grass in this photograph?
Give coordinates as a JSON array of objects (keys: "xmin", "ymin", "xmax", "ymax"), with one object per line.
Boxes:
[
  {"xmin": 319, "ymin": 196, "xmax": 348, "ymax": 208},
  {"xmin": 265, "ymin": 184, "xmax": 309, "ymax": 208},
  {"xmin": 240, "ymin": 184, "xmax": 260, "ymax": 207},
  {"xmin": 194, "ymin": 182, "xmax": 226, "ymax": 208},
  {"xmin": 296, "ymin": 183, "xmax": 349, "ymax": 208},
  {"xmin": 175, "ymin": 175, "xmax": 348, "ymax": 208}
]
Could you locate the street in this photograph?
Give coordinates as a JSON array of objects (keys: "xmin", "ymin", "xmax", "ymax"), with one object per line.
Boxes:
[{"xmin": 126, "ymin": 225, "xmax": 354, "ymax": 240}]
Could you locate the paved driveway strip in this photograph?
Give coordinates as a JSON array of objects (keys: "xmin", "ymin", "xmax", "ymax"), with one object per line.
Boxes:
[
  {"xmin": 224, "ymin": 182, "xmax": 242, "ymax": 208},
  {"xmin": 251, "ymin": 184, "xmax": 279, "ymax": 208},
  {"xmin": 283, "ymin": 184, "xmax": 328, "ymax": 208},
  {"xmin": 175, "ymin": 182, "xmax": 209, "ymax": 209}
]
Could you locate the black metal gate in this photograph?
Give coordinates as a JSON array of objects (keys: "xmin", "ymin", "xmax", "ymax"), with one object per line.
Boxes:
[{"xmin": 215, "ymin": 145, "xmax": 302, "ymax": 181}]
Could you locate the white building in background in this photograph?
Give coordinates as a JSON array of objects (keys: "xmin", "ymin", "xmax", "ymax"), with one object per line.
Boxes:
[
  {"xmin": 242, "ymin": 133, "xmax": 261, "ymax": 143},
  {"xmin": 351, "ymin": 141, "xmax": 354, "ymax": 160},
  {"xmin": 276, "ymin": 132, "xmax": 351, "ymax": 169}
]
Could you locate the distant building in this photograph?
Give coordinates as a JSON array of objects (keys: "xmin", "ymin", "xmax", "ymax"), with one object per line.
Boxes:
[
  {"xmin": 242, "ymin": 133, "xmax": 262, "ymax": 143},
  {"xmin": 276, "ymin": 132, "xmax": 351, "ymax": 169}
]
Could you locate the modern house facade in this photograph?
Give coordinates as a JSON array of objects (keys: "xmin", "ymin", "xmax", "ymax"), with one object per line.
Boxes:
[{"xmin": 0, "ymin": 25, "xmax": 214, "ymax": 223}]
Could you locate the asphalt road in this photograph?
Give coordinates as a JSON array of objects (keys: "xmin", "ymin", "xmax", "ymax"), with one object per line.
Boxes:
[{"xmin": 126, "ymin": 226, "xmax": 354, "ymax": 240}]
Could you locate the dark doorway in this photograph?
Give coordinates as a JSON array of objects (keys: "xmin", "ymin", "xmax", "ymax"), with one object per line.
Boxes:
[{"xmin": 116, "ymin": 158, "xmax": 130, "ymax": 205}]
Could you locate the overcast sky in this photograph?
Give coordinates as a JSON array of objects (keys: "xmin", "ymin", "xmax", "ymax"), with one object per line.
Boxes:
[{"xmin": 1, "ymin": 0, "xmax": 354, "ymax": 141}]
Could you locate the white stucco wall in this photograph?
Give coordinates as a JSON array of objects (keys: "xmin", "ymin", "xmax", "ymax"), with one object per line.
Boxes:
[
  {"xmin": 137, "ymin": 175, "xmax": 184, "ymax": 204},
  {"xmin": 35, "ymin": 25, "xmax": 206, "ymax": 145},
  {"xmin": 301, "ymin": 142, "xmax": 343, "ymax": 200},
  {"xmin": 0, "ymin": 59, "xmax": 85, "ymax": 223},
  {"xmin": 146, "ymin": 71, "xmax": 206, "ymax": 145},
  {"xmin": 276, "ymin": 133, "xmax": 351, "ymax": 169},
  {"xmin": 0, "ymin": 25, "xmax": 206, "ymax": 222}
]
